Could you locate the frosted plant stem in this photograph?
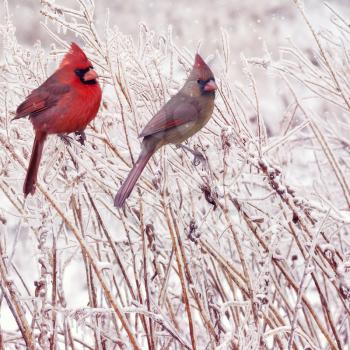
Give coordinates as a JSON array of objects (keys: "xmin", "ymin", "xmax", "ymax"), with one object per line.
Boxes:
[
  {"xmin": 232, "ymin": 198, "xmax": 338, "ymax": 349},
  {"xmin": 293, "ymin": 0, "xmax": 350, "ymax": 111},
  {"xmin": 282, "ymin": 75, "xmax": 350, "ymax": 208},
  {"xmin": 168, "ymin": 204, "xmax": 219, "ymax": 345},
  {"xmin": 308, "ymin": 120, "xmax": 350, "ymax": 208},
  {"xmin": 84, "ymin": 186, "xmax": 137, "ymax": 300},
  {"xmin": 220, "ymin": 201, "xmax": 261, "ymax": 341},
  {"xmin": 0, "ymin": 253, "xmax": 35, "ymax": 350},
  {"xmin": 241, "ymin": 53, "xmax": 267, "ymax": 156},
  {"xmin": 139, "ymin": 194, "xmax": 155, "ymax": 350},
  {"xmin": 50, "ymin": 236, "xmax": 57, "ymax": 350},
  {"xmin": 162, "ymin": 201, "xmax": 197, "ymax": 350},
  {"xmin": 287, "ymin": 209, "xmax": 331, "ymax": 350},
  {"xmin": 0, "ymin": 134, "xmax": 141, "ymax": 350}
]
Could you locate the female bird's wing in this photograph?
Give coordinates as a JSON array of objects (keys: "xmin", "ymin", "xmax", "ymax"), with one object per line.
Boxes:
[
  {"xmin": 14, "ymin": 74, "xmax": 70, "ymax": 120},
  {"xmin": 139, "ymin": 99, "xmax": 199, "ymax": 138}
]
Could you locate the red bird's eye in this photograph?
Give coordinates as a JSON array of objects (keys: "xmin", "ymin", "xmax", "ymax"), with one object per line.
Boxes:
[
  {"xmin": 75, "ymin": 66, "xmax": 98, "ymax": 85},
  {"xmin": 75, "ymin": 68, "xmax": 87, "ymax": 78}
]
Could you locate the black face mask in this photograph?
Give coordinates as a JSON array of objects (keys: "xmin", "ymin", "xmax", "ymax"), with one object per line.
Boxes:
[
  {"xmin": 74, "ymin": 66, "xmax": 97, "ymax": 85},
  {"xmin": 197, "ymin": 78, "xmax": 216, "ymax": 95}
]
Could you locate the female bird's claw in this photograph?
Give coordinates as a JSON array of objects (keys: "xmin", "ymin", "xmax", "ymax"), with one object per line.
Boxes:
[
  {"xmin": 177, "ymin": 144, "xmax": 205, "ymax": 166},
  {"xmin": 192, "ymin": 152, "xmax": 205, "ymax": 166}
]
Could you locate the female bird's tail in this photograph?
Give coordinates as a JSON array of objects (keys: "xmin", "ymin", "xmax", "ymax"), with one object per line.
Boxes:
[
  {"xmin": 24, "ymin": 133, "xmax": 46, "ymax": 197},
  {"xmin": 114, "ymin": 148, "xmax": 154, "ymax": 208}
]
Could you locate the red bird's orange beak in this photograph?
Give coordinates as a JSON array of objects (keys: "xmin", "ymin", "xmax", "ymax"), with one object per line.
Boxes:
[
  {"xmin": 204, "ymin": 80, "xmax": 217, "ymax": 92},
  {"xmin": 83, "ymin": 68, "xmax": 98, "ymax": 82}
]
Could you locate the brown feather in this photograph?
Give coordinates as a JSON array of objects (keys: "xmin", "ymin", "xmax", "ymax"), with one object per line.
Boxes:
[
  {"xmin": 115, "ymin": 53, "xmax": 216, "ymax": 207},
  {"xmin": 139, "ymin": 99, "xmax": 199, "ymax": 138}
]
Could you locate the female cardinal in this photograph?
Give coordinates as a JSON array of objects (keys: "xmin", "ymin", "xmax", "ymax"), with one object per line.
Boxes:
[
  {"xmin": 14, "ymin": 43, "xmax": 102, "ymax": 196},
  {"xmin": 114, "ymin": 54, "xmax": 217, "ymax": 207}
]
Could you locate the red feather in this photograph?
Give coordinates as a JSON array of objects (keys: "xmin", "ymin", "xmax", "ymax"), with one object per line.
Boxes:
[
  {"xmin": 14, "ymin": 42, "xmax": 102, "ymax": 196},
  {"xmin": 59, "ymin": 42, "xmax": 91, "ymax": 69},
  {"xmin": 14, "ymin": 73, "xmax": 70, "ymax": 120}
]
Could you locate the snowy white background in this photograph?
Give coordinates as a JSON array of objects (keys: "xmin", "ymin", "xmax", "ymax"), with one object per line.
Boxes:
[{"xmin": 1, "ymin": 0, "xmax": 350, "ymax": 349}]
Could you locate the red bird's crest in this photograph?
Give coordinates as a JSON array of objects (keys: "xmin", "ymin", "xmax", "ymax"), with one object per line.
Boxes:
[{"xmin": 59, "ymin": 42, "xmax": 91, "ymax": 69}]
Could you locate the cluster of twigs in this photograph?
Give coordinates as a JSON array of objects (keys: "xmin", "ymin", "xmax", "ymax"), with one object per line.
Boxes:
[{"xmin": 0, "ymin": 0, "xmax": 350, "ymax": 349}]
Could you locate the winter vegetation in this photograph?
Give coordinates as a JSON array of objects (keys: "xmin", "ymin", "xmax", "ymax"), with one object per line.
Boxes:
[{"xmin": 1, "ymin": 0, "xmax": 350, "ymax": 349}]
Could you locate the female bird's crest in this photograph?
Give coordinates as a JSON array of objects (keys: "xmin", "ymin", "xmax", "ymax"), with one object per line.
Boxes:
[
  {"xmin": 59, "ymin": 42, "xmax": 91, "ymax": 69},
  {"xmin": 190, "ymin": 53, "xmax": 214, "ymax": 81},
  {"xmin": 195, "ymin": 54, "xmax": 207, "ymax": 70}
]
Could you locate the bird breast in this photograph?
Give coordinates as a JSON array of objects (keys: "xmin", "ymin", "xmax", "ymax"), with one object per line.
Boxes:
[{"xmin": 156, "ymin": 98, "xmax": 214, "ymax": 146}]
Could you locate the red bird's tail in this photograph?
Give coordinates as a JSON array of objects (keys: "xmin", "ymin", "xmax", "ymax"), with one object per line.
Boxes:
[
  {"xmin": 114, "ymin": 148, "xmax": 154, "ymax": 208},
  {"xmin": 24, "ymin": 133, "xmax": 47, "ymax": 197}
]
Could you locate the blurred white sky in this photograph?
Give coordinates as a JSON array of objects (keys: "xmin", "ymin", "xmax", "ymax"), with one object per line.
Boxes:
[
  {"xmin": 6, "ymin": 0, "xmax": 350, "ymax": 59},
  {"xmin": 2, "ymin": 0, "xmax": 349, "ymax": 135}
]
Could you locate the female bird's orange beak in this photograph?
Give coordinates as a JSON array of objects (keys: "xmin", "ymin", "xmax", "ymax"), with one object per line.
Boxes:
[
  {"xmin": 83, "ymin": 68, "xmax": 98, "ymax": 82},
  {"xmin": 204, "ymin": 79, "xmax": 217, "ymax": 92}
]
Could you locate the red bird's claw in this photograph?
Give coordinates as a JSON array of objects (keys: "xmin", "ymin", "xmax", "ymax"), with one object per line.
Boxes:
[
  {"xmin": 75, "ymin": 131, "xmax": 86, "ymax": 146},
  {"xmin": 59, "ymin": 134, "xmax": 73, "ymax": 146}
]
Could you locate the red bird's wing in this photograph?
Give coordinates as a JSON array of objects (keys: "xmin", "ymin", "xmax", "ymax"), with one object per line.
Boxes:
[
  {"xmin": 139, "ymin": 100, "xmax": 199, "ymax": 138},
  {"xmin": 14, "ymin": 74, "xmax": 70, "ymax": 120}
]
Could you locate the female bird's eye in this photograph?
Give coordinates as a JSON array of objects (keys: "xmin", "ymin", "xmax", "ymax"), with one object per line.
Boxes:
[{"xmin": 197, "ymin": 79, "xmax": 205, "ymax": 85}]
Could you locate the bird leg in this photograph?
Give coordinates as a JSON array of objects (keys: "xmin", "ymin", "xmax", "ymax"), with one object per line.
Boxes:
[
  {"xmin": 176, "ymin": 144, "xmax": 206, "ymax": 166},
  {"xmin": 59, "ymin": 131, "xmax": 86, "ymax": 146},
  {"xmin": 75, "ymin": 130, "xmax": 86, "ymax": 146},
  {"xmin": 59, "ymin": 134, "xmax": 74, "ymax": 146}
]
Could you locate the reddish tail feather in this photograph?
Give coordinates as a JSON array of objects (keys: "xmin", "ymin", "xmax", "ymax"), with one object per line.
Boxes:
[
  {"xmin": 24, "ymin": 133, "xmax": 46, "ymax": 197},
  {"xmin": 114, "ymin": 149, "xmax": 154, "ymax": 208}
]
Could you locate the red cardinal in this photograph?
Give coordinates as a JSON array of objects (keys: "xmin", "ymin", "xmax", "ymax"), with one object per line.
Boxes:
[
  {"xmin": 14, "ymin": 43, "xmax": 102, "ymax": 196},
  {"xmin": 114, "ymin": 54, "xmax": 217, "ymax": 207}
]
